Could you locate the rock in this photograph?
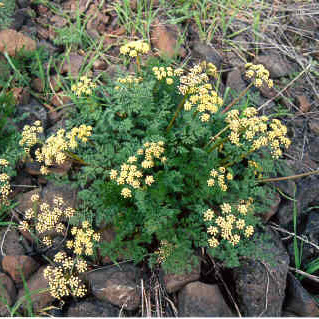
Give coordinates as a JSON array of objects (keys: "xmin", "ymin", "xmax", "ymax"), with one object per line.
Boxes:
[
  {"xmin": 17, "ymin": 266, "xmax": 54, "ymax": 313},
  {"xmin": 231, "ymin": 227, "xmax": 289, "ymax": 316},
  {"xmin": 0, "ymin": 272, "xmax": 16, "ymax": 316},
  {"xmin": 32, "ymin": 78, "xmax": 45, "ymax": 92},
  {"xmin": 10, "ymin": 172, "xmax": 33, "ymax": 197},
  {"xmin": 276, "ymin": 176, "xmax": 319, "ymax": 227},
  {"xmin": 67, "ymin": 298, "xmax": 119, "ymax": 317},
  {"xmin": 162, "ymin": 260, "xmax": 201, "ymax": 293},
  {"xmin": 87, "ymin": 264, "xmax": 141, "ymax": 311},
  {"xmin": 0, "ymin": 29, "xmax": 36, "ymax": 56},
  {"xmin": 17, "ymin": 0, "xmax": 30, "ymax": 8},
  {"xmin": 11, "ymin": 9, "xmax": 30, "ymax": 31},
  {"xmin": 16, "ymin": 189, "xmax": 41, "ymax": 213},
  {"xmin": 261, "ymin": 192, "xmax": 281, "ymax": 223},
  {"xmin": 254, "ymin": 54, "xmax": 295, "ymax": 78},
  {"xmin": 283, "ymin": 272, "xmax": 319, "ymax": 316},
  {"xmin": 100, "ymin": 226, "xmax": 117, "ymax": 264},
  {"xmin": 16, "ymin": 98, "xmax": 48, "ymax": 130},
  {"xmin": 59, "ymin": 52, "xmax": 84, "ymax": 77},
  {"xmin": 178, "ymin": 282, "xmax": 233, "ymax": 317},
  {"xmin": 38, "ymin": 40, "xmax": 59, "ymax": 55},
  {"xmin": 297, "ymin": 95, "xmax": 311, "ymax": 113},
  {"xmin": 309, "ymin": 136, "xmax": 319, "ymax": 161},
  {"xmin": 93, "ymin": 58, "xmax": 107, "ymax": 71},
  {"xmin": 287, "ymin": 211, "xmax": 319, "ymax": 265},
  {"xmin": 0, "ymin": 229, "xmax": 25, "ymax": 256},
  {"xmin": 226, "ymin": 68, "xmax": 246, "ymax": 95},
  {"xmin": 41, "ymin": 181, "xmax": 77, "ymax": 209},
  {"xmin": 151, "ymin": 22, "xmax": 185, "ymax": 58},
  {"xmin": 191, "ymin": 41, "xmax": 223, "ymax": 69},
  {"xmin": 309, "ymin": 119, "xmax": 319, "ymax": 135},
  {"xmin": 2, "ymin": 255, "xmax": 39, "ymax": 285}
]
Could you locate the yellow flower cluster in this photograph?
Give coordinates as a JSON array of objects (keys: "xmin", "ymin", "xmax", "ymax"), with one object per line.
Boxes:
[
  {"xmin": 19, "ymin": 121, "xmax": 43, "ymax": 154},
  {"xmin": 178, "ymin": 62, "xmax": 218, "ymax": 96},
  {"xmin": 44, "ymin": 251, "xmax": 87, "ymax": 299},
  {"xmin": 207, "ymin": 167, "xmax": 233, "ymax": 192},
  {"xmin": 152, "ymin": 66, "xmax": 183, "ymax": 85},
  {"xmin": 173, "ymin": 62, "xmax": 222, "ymax": 122},
  {"xmin": 225, "ymin": 107, "xmax": 290, "ymax": 158},
  {"xmin": 20, "ymin": 122, "xmax": 92, "ymax": 175},
  {"xmin": 71, "ymin": 76, "xmax": 97, "ymax": 96},
  {"xmin": 19, "ymin": 195, "xmax": 75, "ymax": 247},
  {"xmin": 0, "ymin": 159, "xmax": 11, "ymax": 207},
  {"xmin": 67, "ymin": 221, "xmax": 100, "ymax": 256},
  {"xmin": 117, "ymin": 75, "xmax": 143, "ymax": 84},
  {"xmin": 245, "ymin": 63, "xmax": 273, "ymax": 88},
  {"xmin": 120, "ymin": 40, "xmax": 150, "ymax": 57},
  {"xmin": 203, "ymin": 199, "xmax": 255, "ymax": 248},
  {"xmin": 155, "ymin": 240, "xmax": 174, "ymax": 264},
  {"xmin": 110, "ymin": 141, "xmax": 166, "ymax": 198}
]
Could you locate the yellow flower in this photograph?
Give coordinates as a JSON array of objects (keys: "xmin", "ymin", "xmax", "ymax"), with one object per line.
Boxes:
[
  {"xmin": 121, "ymin": 188, "xmax": 132, "ymax": 198},
  {"xmin": 166, "ymin": 78, "xmax": 174, "ymax": 85}
]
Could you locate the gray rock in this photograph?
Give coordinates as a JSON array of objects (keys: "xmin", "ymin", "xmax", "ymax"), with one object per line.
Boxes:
[
  {"xmin": 178, "ymin": 282, "xmax": 234, "ymax": 317},
  {"xmin": 162, "ymin": 260, "xmax": 201, "ymax": 293},
  {"xmin": 255, "ymin": 54, "xmax": 296, "ymax": 78},
  {"xmin": 87, "ymin": 264, "xmax": 141, "ymax": 311},
  {"xmin": 67, "ymin": 298, "xmax": 119, "ymax": 317},
  {"xmin": 16, "ymin": 98, "xmax": 48, "ymax": 130},
  {"xmin": 309, "ymin": 119, "xmax": 319, "ymax": 136},
  {"xmin": 226, "ymin": 68, "xmax": 246, "ymax": 96},
  {"xmin": 277, "ymin": 177, "xmax": 319, "ymax": 227},
  {"xmin": 283, "ymin": 272, "xmax": 319, "ymax": 316},
  {"xmin": 191, "ymin": 41, "xmax": 223, "ymax": 69},
  {"xmin": 232, "ymin": 227, "xmax": 289, "ymax": 316},
  {"xmin": 288, "ymin": 211, "xmax": 319, "ymax": 266}
]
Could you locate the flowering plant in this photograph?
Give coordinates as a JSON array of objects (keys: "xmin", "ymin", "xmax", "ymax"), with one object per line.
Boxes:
[{"xmin": 25, "ymin": 41, "xmax": 291, "ymax": 273}]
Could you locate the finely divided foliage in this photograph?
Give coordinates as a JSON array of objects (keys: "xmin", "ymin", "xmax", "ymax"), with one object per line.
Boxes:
[{"xmin": 7, "ymin": 40, "xmax": 292, "ymax": 298}]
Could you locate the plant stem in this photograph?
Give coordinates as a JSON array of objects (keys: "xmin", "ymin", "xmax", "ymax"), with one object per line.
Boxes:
[
  {"xmin": 166, "ymin": 94, "xmax": 188, "ymax": 133},
  {"xmin": 257, "ymin": 169, "xmax": 319, "ymax": 183},
  {"xmin": 205, "ymin": 125, "xmax": 230, "ymax": 149},
  {"xmin": 221, "ymin": 83, "xmax": 253, "ymax": 114},
  {"xmin": 136, "ymin": 55, "xmax": 141, "ymax": 74},
  {"xmin": 207, "ymin": 136, "xmax": 228, "ymax": 153},
  {"xmin": 65, "ymin": 151, "xmax": 88, "ymax": 165}
]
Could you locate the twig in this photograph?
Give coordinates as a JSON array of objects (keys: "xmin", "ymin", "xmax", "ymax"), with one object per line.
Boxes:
[
  {"xmin": 257, "ymin": 169, "xmax": 319, "ymax": 183},
  {"xmin": 289, "ymin": 267, "xmax": 319, "ymax": 283},
  {"xmin": 270, "ymin": 223, "xmax": 319, "ymax": 251},
  {"xmin": 0, "ymin": 215, "xmax": 14, "ymax": 256}
]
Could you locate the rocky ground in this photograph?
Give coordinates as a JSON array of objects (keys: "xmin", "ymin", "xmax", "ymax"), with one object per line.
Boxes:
[{"xmin": 0, "ymin": 0, "xmax": 319, "ymax": 316}]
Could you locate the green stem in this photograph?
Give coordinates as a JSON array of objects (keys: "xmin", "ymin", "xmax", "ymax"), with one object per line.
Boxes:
[
  {"xmin": 136, "ymin": 55, "xmax": 141, "ymax": 74},
  {"xmin": 207, "ymin": 136, "xmax": 228, "ymax": 153},
  {"xmin": 166, "ymin": 94, "xmax": 189, "ymax": 133},
  {"xmin": 65, "ymin": 151, "xmax": 88, "ymax": 165},
  {"xmin": 221, "ymin": 83, "xmax": 253, "ymax": 114},
  {"xmin": 257, "ymin": 169, "xmax": 319, "ymax": 183},
  {"xmin": 205, "ymin": 125, "xmax": 230, "ymax": 149}
]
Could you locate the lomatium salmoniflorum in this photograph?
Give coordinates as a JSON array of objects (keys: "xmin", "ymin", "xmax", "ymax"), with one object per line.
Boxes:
[
  {"xmin": 110, "ymin": 141, "xmax": 166, "ymax": 198},
  {"xmin": 203, "ymin": 198, "xmax": 255, "ymax": 248},
  {"xmin": 44, "ymin": 221, "xmax": 100, "ymax": 299},
  {"xmin": 71, "ymin": 76, "xmax": 97, "ymax": 96},
  {"xmin": 18, "ymin": 194, "xmax": 75, "ymax": 246},
  {"xmin": 44, "ymin": 251, "xmax": 87, "ymax": 299},
  {"xmin": 120, "ymin": 40, "xmax": 150, "ymax": 57},
  {"xmin": 20, "ymin": 121, "xmax": 92, "ymax": 175},
  {"xmin": 224, "ymin": 107, "xmax": 291, "ymax": 159},
  {"xmin": 245, "ymin": 63, "xmax": 273, "ymax": 88},
  {"xmin": 0, "ymin": 159, "xmax": 11, "ymax": 207},
  {"xmin": 164, "ymin": 62, "xmax": 222, "ymax": 131}
]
